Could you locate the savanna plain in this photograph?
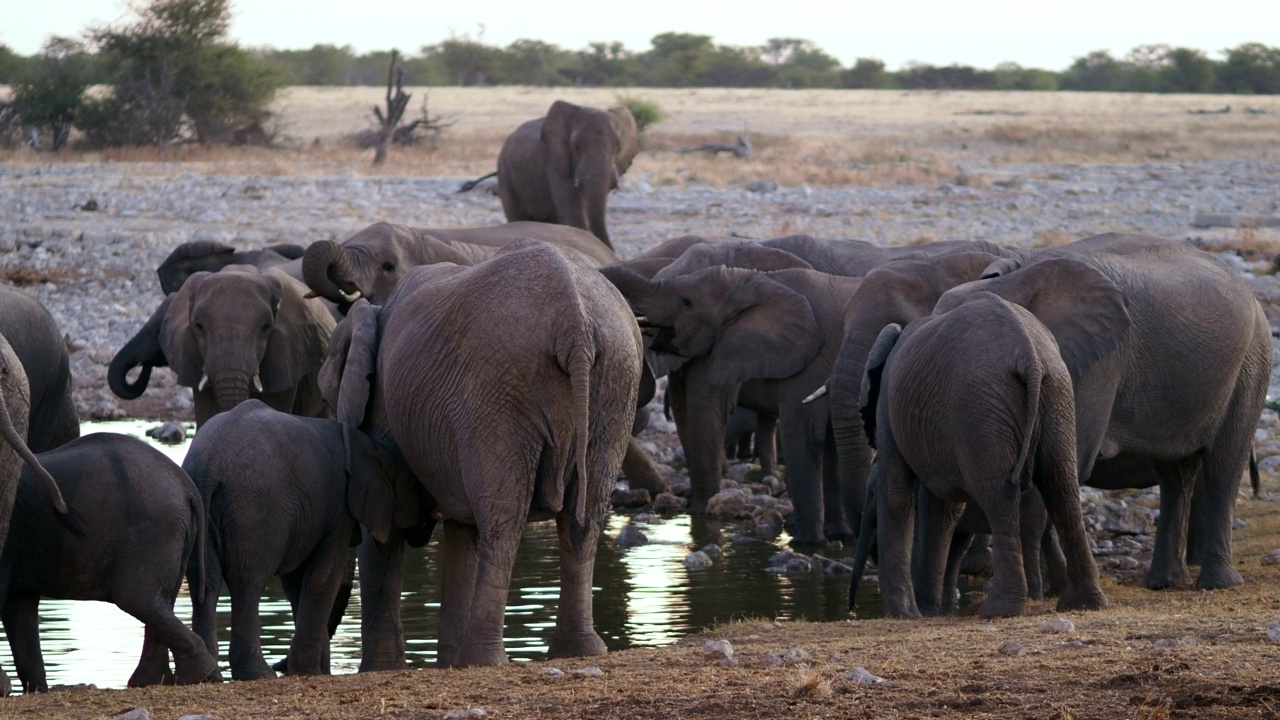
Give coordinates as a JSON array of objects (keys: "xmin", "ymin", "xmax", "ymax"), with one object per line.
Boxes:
[{"xmin": 3, "ymin": 87, "xmax": 1280, "ymax": 719}]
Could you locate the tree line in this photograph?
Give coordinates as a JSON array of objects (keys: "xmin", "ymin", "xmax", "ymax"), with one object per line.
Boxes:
[{"xmin": 1, "ymin": 0, "xmax": 1278, "ymax": 152}]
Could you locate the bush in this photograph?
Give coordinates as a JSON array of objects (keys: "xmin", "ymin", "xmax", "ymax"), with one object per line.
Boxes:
[
  {"xmin": 616, "ymin": 95, "xmax": 665, "ymax": 132},
  {"xmin": 10, "ymin": 38, "xmax": 96, "ymax": 151}
]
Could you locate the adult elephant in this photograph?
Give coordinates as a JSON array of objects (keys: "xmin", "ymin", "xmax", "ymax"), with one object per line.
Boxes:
[
  {"xmin": 322, "ymin": 240, "xmax": 641, "ymax": 668},
  {"xmin": 606, "ymin": 262, "xmax": 865, "ymax": 545},
  {"xmin": 494, "ymin": 101, "xmax": 639, "ymax": 248},
  {"xmin": 0, "ymin": 287, "xmax": 79, "ymax": 453},
  {"xmin": 156, "ymin": 240, "xmax": 305, "ymax": 294},
  {"xmin": 762, "ymin": 234, "xmax": 1005, "ymax": 276},
  {"xmin": 853, "ymin": 294, "xmax": 1107, "ymax": 618},
  {"xmin": 108, "ymin": 266, "xmax": 335, "ymax": 426},
  {"xmin": 301, "ymin": 221, "xmax": 616, "ymax": 307},
  {"xmin": 936, "ymin": 234, "xmax": 1270, "ymax": 590}
]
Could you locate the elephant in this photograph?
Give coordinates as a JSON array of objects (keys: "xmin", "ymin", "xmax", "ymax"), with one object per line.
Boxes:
[
  {"xmin": 0, "ymin": 286, "xmax": 79, "ymax": 453},
  {"xmin": 761, "ymin": 234, "xmax": 1007, "ymax": 276},
  {"xmin": 606, "ymin": 261, "xmax": 867, "ymax": 546},
  {"xmin": 108, "ymin": 265, "xmax": 336, "ymax": 426},
  {"xmin": 321, "ymin": 239, "xmax": 642, "ymax": 668},
  {"xmin": 494, "ymin": 101, "xmax": 639, "ymax": 248},
  {"xmin": 184, "ymin": 400, "xmax": 426, "ymax": 680},
  {"xmin": 934, "ymin": 234, "xmax": 1271, "ymax": 591},
  {"xmin": 156, "ymin": 239, "xmax": 305, "ymax": 294},
  {"xmin": 301, "ymin": 220, "xmax": 617, "ymax": 308},
  {"xmin": 856, "ymin": 293, "xmax": 1107, "ymax": 618},
  {"xmin": 301, "ymin": 220, "xmax": 666, "ymax": 496},
  {"xmin": 0, "ymin": 433, "xmax": 219, "ymax": 693}
]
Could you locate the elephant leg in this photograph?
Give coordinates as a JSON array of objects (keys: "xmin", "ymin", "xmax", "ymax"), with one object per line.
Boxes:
[
  {"xmin": 286, "ymin": 540, "xmax": 348, "ymax": 676},
  {"xmin": 669, "ymin": 363, "xmax": 737, "ymax": 510},
  {"xmin": 912, "ymin": 491, "xmax": 965, "ymax": 616},
  {"xmin": 875, "ymin": 443, "xmax": 921, "ymax": 618},
  {"xmin": 437, "ymin": 520, "xmax": 480, "ymax": 668},
  {"xmin": 941, "ymin": 532, "xmax": 973, "ymax": 614},
  {"xmin": 1041, "ymin": 525, "xmax": 1068, "ymax": 598},
  {"xmin": 1146, "ymin": 457, "xmax": 1197, "ymax": 590},
  {"xmin": 119, "ymin": 593, "xmax": 218, "ymax": 686},
  {"xmin": 779, "ymin": 405, "xmax": 827, "ymax": 548},
  {"xmin": 970, "ymin": 483, "xmax": 1028, "ymax": 618},
  {"xmin": 1193, "ymin": 442, "xmax": 1249, "ymax": 590},
  {"xmin": 3, "ymin": 593, "xmax": 48, "ymax": 693},
  {"xmin": 131, "ymin": 623, "xmax": 176, "ymax": 688},
  {"xmin": 357, "ymin": 530, "xmax": 408, "ymax": 672},
  {"xmin": 755, "ymin": 412, "xmax": 779, "ymax": 478},
  {"xmin": 1035, "ymin": 430, "xmax": 1106, "ymax": 613},
  {"xmin": 190, "ymin": 545, "xmax": 222, "ymax": 659},
  {"xmin": 821, "ymin": 423, "xmax": 855, "ymax": 544},
  {"xmin": 1019, "ymin": 489, "xmax": 1048, "ymax": 601},
  {"xmin": 622, "ymin": 437, "xmax": 667, "ymax": 495},
  {"xmin": 226, "ymin": 579, "xmax": 275, "ymax": 680},
  {"xmin": 548, "ymin": 511, "xmax": 608, "ymax": 659},
  {"xmin": 724, "ymin": 407, "xmax": 756, "ymax": 461}
]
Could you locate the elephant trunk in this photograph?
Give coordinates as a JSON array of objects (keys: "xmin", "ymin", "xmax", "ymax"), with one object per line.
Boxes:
[
  {"xmin": 108, "ymin": 300, "xmax": 171, "ymax": 400},
  {"xmin": 302, "ymin": 240, "xmax": 362, "ymax": 304},
  {"xmin": 576, "ymin": 155, "xmax": 615, "ymax": 249},
  {"xmin": 0, "ymin": 386, "xmax": 69, "ymax": 518},
  {"xmin": 210, "ymin": 370, "xmax": 254, "ymax": 414}
]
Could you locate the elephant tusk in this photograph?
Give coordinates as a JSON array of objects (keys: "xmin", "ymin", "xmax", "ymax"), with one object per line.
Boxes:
[
  {"xmin": 340, "ymin": 289, "xmax": 363, "ymax": 303},
  {"xmin": 197, "ymin": 373, "xmax": 209, "ymax": 392},
  {"xmin": 253, "ymin": 374, "xmax": 264, "ymax": 393},
  {"xmin": 802, "ymin": 384, "xmax": 828, "ymax": 404}
]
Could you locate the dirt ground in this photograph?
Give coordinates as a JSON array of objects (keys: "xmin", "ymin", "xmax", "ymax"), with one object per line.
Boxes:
[{"xmin": 0, "ymin": 497, "xmax": 1276, "ymax": 720}]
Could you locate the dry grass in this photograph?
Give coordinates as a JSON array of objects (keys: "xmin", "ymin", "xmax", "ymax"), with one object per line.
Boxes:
[
  {"xmin": 3, "ymin": 87, "xmax": 1279, "ymax": 187},
  {"xmin": 5, "ymin": 496, "xmax": 1280, "ymax": 719}
]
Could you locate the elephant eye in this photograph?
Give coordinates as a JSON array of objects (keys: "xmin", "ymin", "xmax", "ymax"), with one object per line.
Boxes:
[
  {"xmin": 680, "ymin": 297, "xmax": 693, "ymax": 309},
  {"xmin": 194, "ymin": 321, "xmax": 205, "ymax": 332},
  {"xmin": 260, "ymin": 323, "xmax": 271, "ymax": 334},
  {"xmin": 382, "ymin": 261, "xmax": 396, "ymax": 272}
]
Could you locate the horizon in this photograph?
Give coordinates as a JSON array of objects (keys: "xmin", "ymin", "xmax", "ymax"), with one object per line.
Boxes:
[{"xmin": 2, "ymin": 0, "xmax": 1278, "ymax": 71}]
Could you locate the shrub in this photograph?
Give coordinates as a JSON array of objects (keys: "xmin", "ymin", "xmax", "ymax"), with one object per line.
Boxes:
[
  {"xmin": 9, "ymin": 37, "xmax": 96, "ymax": 151},
  {"xmin": 616, "ymin": 95, "xmax": 665, "ymax": 132}
]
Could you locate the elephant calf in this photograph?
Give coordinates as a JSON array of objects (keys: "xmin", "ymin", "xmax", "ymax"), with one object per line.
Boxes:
[
  {"xmin": 183, "ymin": 400, "xmax": 424, "ymax": 680},
  {"xmin": 859, "ymin": 292, "xmax": 1106, "ymax": 619},
  {"xmin": 0, "ymin": 434, "xmax": 219, "ymax": 693}
]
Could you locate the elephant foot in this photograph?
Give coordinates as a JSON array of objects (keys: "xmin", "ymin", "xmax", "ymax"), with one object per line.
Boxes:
[
  {"xmin": 359, "ymin": 656, "xmax": 408, "ymax": 673},
  {"xmin": 0, "ymin": 669, "xmax": 11, "ymax": 697},
  {"xmin": 547, "ymin": 629, "xmax": 608, "ymax": 659},
  {"xmin": 1056, "ymin": 586, "xmax": 1107, "ymax": 613},
  {"xmin": 174, "ymin": 652, "xmax": 223, "ymax": 685},
  {"xmin": 1145, "ymin": 561, "xmax": 1193, "ymax": 590},
  {"xmin": 787, "ymin": 534, "xmax": 828, "ymax": 552},
  {"xmin": 823, "ymin": 523, "xmax": 858, "ymax": 547},
  {"xmin": 228, "ymin": 659, "xmax": 275, "ymax": 682},
  {"xmin": 882, "ymin": 591, "xmax": 923, "ymax": 619},
  {"xmin": 271, "ymin": 656, "xmax": 288, "ymax": 673},
  {"xmin": 977, "ymin": 594, "xmax": 1027, "ymax": 618},
  {"xmin": 448, "ymin": 641, "xmax": 509, "ymax": 668},
  {"xmin": 1195, "ymin": 563, "xmax": 1244, "ymax": 591},
  {"xmin": 687, "ymin": 495, "xmax": 710, "ymax": 514}
]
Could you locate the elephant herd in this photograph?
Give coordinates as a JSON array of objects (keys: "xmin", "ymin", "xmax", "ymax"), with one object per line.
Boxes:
[{"xmin": 0, "ymin": 99, "xmax": 1267, "ymax": 694}]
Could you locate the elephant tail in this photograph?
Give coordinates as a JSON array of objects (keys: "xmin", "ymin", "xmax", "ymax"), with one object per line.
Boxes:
[
  {"xmin": 563, "ymin": 341, "xmax": 595, "ymax": 529},
  {"xmin": 456, "ymin": 170, "xmax": 497, "ymax": 193},
  {"xmin": 188, "ymin": 486, "xmax": 208, "ymax": 608},
  {"xmin": 1251, "ymin": 451, "xmax": 1261, "ymax": 497}
]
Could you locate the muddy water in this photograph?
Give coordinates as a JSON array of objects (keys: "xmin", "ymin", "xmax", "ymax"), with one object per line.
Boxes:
[{"xmin": 0, "ymin": 421, "xmax": 869, "ymax": 690}]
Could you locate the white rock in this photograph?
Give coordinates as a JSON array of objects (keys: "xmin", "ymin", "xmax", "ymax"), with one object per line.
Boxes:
[
  {"xmin": 843, "ymin": 667, "xmax": 887, "ymax": 685},
  {"xmin": 1039, "ymin": 618, "xmax": 1076, "ymax": 634},
  {"xmin": 572, "ymin": 666, "xmax": 604, "ymax": 677},
  {"xmin": 998, "ymin": 640, "xmax": 1026, "ymax": 657},
  {"xmin": 442, "ymin": 709, "xmax": 486, "ymax": 720},
  {"xmin": 703, "ymin": 639, "xmax": 733, "ymax": 660},
  {"xmin": 684, "ymin": 551, "xmax": 713, "ymax": 569}
]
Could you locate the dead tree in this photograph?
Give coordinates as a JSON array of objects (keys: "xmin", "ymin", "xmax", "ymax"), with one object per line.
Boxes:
[
  {"xmin": 372, "ymin": 50, "xmax": 411, "ymax": 165},
  {"xmin": 679, "ymin": 124, "xmax": 752, "ymax": 160}
]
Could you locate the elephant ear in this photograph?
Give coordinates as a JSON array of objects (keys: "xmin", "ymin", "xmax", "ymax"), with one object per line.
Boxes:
[
  {"xmin": 608, "ymin": 105, "xmax": 639, "ymax": 175},
  {"xmin": 540, "ymin": 100, "xmax": 580, "ymax": 179},
  {"xmin": 260, "ymin": 269, "xmax": 336, "ymax": 394},
  {"xmin": 707, "ymin": 271, "xmax": 822, "ymax": 385},
  {"xmin": 343, "ymin": 425, "xmax": 424, "ymax": 545},
  {"xmin": 941, "ymin": 257, "xmax": 1131, "ymax": 382},
  {"xmin": 161, "ymin": 273, "xmax": 207, "ymax": 388},
  {"xmin": 979, "ymin": 256, "xmax": 1024, "ymax": 279},
  {"xmin": 320, "ymin": 299, "xmax": 380, "ymax": 426},
  {"xmin": 156, "ymin": 240, "xmax": 236, "ymax": 294},
  {"xmin": 859, "ymin": 323, "xmax": 902, "ymax": 450}
]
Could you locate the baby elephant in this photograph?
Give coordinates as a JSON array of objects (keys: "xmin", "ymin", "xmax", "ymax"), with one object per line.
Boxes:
[
  {"xmin": 859, "ymin": 291, "xmax": 1107, "ymax": 618},
  {"xmin": 184, "ymin": 400, "xmax": 424, "ymax": 680},
  {"xmin": 0, "ymin": 433, "xmax": 219, "ymax": 693}
]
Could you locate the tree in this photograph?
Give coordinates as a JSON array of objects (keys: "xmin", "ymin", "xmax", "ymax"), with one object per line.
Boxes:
[
  {"xmin": 0, "ymin": 44, "xmax": 29, "ymax": 84},
  {"xmin": 502, "ymin": 39, "xmax": 571, "ymax": 86},
  {"xmin": 371, "ymin": 50, "xmax": 409, "ymax": 165},
  {"xmin": 428, "ymin": 33, "xmax": 504, "ymax": 85},
  {"xmin": 645, "ymin": 32, "xmax": 715, "ymax": 85},
  {"xmin": 1217, "ymin": 42, "xmax": 1280, "ymax": 94},
  {"xmin": 86, "ymin": 0, "xmax": 281, "ymax": 145},
  {"xmin": 1162, "ymin": 48, "xmax": 1215, "ymax": 93},
  {"xmin": 842, "ymin": 57, "xmax": 893, "ymax": 89},
  {"xmin": 1061, "ymin": 50, "xmax": 1124, "ymax": 91},
  {"xmin": 994, "ymin": 62, "xmax": 1059, "ymax": 91},
  {"xmin": 762, "ymin": 38, "xmax": 841, "ymax": 87},
  {"xmin": 10, "ymin": 37, "xmax": 96, "ymax": 151}
]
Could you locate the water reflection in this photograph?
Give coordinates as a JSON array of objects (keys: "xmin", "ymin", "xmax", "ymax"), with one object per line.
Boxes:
[{"xmin": 0, "ymin": 420, "xmax": 865, "ymax": 690}]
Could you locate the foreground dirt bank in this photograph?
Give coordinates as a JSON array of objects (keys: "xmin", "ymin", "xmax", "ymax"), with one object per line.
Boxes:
[{"xmin": 4, "ymin": 498, "xmax": 1278, "ymax": 720}]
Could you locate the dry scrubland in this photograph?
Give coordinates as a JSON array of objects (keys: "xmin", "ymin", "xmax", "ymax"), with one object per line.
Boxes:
[{"xmin": 2, "ymin": 88, "xmax": 1280, "ymax": 718}]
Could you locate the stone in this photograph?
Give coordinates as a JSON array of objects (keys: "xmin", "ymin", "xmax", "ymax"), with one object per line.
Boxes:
[
  {"xmin": 1103, "ymin": 505, "xmax": 1154, "ymax": 535},
  {"xmin": 699, "ymin": 543, "xmax": 722, "ymax": 558},
  {"xmin": 442, "ymin": 709, "xmax": 486, "ymax": 720},
  {"xmin": 719, "ymin": 655, "xmax": 739, "ymax": 667},
  {"xmin": 610, "ymin": 487, "xmax": 651, "ymax": 508},
  {"xmin": 703, "ymin": 639, "xmax": 733, "ymax": 660},
  {"xmin": 572, "ymin": 666, "xmax": 604, "ymax": 677},
  {"xmin": 684, "ymin": 551, "xmax": 713, "ymax": 569},
  {"xmin": 544, "ymin": 667, "xmax": 566, "ymax": 678},
  {"xmin": 784, "ymin": 557, "xmax": 813, "ymax": 574},
  {"xmin": 146, "ymin": 420, "xmax": 188, "ymax": 444},
  {"xmin": 1154, "ymin": 637, "xmax": 1195, "ymax": 649},
  {"xmin": 1266, "ymin": 622, "xmax": 1280, "ymax": 642},
  {"xmin": 1261, "ymin": 549, "xmax": 1280, "ymax": 566},
  {"xmin": 115, "ymin": 711, "xmax": 152, "ymax": 720},
  {"xmin": 653, "ymin": 492, "xmax": 687, "ymax": 512},
  {"xmin": 745, "ymin": 180, "xmax": 779, "ymax": 193},
  {"xmin": 843, "ymin": 667, "xmax": 888, "ymax": 685},
  {"xmin": 705, "ymin": 488, "xmax": 751, "ymax": 519},
  {"xmin": 998, "ymin": 640, "xmax": 1026, "ymax": 657},
  {"xmin": 614, "ymin": 524, "xmax": 648, "ymax": 549},
  {"xmin": 1040, "ymin": 618, "xmax": 1076, "ymax": 634}
]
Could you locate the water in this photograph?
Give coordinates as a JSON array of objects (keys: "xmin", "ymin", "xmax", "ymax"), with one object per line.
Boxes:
[{"xmin": 0, "ymin": 420, "xmax": 866, "ymax": 690}]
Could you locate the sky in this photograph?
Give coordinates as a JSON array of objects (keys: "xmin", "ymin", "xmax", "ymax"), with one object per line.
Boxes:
[{"xmin": 3, "ymin": 0, "xmax": 1278, "ymax": 70}]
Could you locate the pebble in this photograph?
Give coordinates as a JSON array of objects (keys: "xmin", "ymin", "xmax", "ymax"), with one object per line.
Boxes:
[
  {"xmin": 683, "ymin": 551, "xmax": 713, "ymax": 569},
  {"xmin": 442, "ymin": 709, "xmax": 486, "ymax": 720},
  {"xmin": 544, "ymin": 667, "xmax": 566, "ymax": 678},
  {"xmin": 998, "ymin": 640, "xmax": 1026, "ymax": 657},
  {"xmin": 1154, "ymin": 636, "xmax": 1196, "ymax": 649},
  {"xmin": 572, "ymin": 666, "xmax": 604, "ymax": 677},
  {"xmin": 1266, "ymin": 622, "xmax": 1280, "ymax": 641},
  {"xmin": 614, "ymin": 524, "xmax": 648, "ymax": 548},
  {"xmin": 699, "ymin": 543, "xmax": 722, "ymax": 558},
  {"xmin": 146, "ymin": 420, "xmax": 188, "ymax": 444},
  {"xmin": 1260, "ymin": 549, "xmax": 1280, "ymax": 566},
  {"xmin": 843, "ymin": 667, "xmax": 888, "ymax": 685},
  {"xmin": 114, "ymin": 711, "xmax": 151, "ymax": 720},
  {"xmin": 703, "ymin": 639, "xmax": 733, "ymax": 660},
  {"xmin": 652, "ymin": 492, "xmax": 687, "ymax": 512},
  {"xmin": 1040, "ymin": 618, "xmax": 1076, "ymax": 634}
]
